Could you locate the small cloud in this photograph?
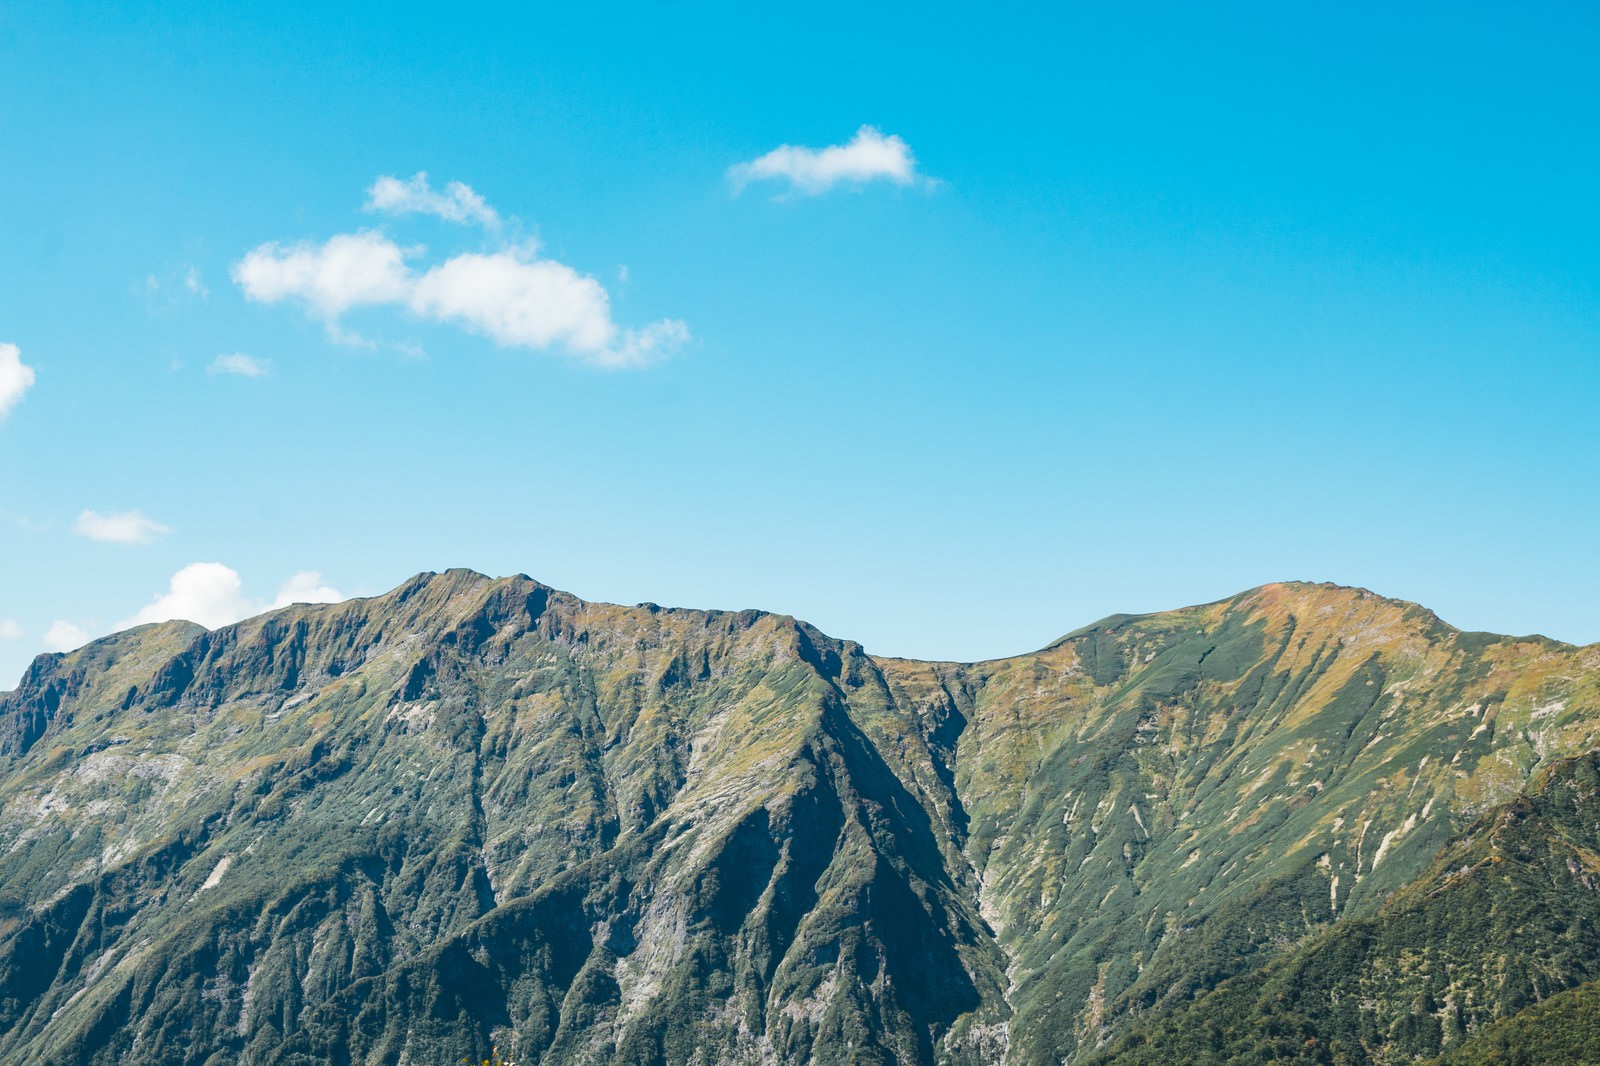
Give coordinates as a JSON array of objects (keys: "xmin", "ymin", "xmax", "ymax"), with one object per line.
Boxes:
[
  {"xmin": 0, "ymin": 509, "xmax": 46, "ymax": 533},
  {"xmin": 0, "ymin": 342, "xmax": 36, "ymax": 420},
  {"xmin": 728, "ymin": 126, "xmax": 930, "ymax": 197},
  {"xmin": 43, "ymin": 620, "xmax": 89, "ymax": 652},
  {"xmin": 0, "ymin": 620, "xmax": 21, "ymax": 640},
  {"xmin": 271, "ymin": 571, "xmax": 345, "ymax": 609},
  {"xmin": 366, "ymin": 172, "xmax": 500, "ymax": 229},
  {"xmin": 119, "ymin": 562, "xmax": 251, "ymax": 629},
  {"xmin": 74, "ymin": 509, "xmax": 172, "ymax": 545},
  {"xmin": 208, "ymin": 353, "xmax": 271, "ymax": 378},
  {"xmin": 139, "ymin": 266, "xmax": 210, "ymax": 311}
]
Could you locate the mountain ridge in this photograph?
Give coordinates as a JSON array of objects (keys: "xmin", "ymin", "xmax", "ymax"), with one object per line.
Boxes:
[
  {"xmin": 13, "ymin": 573, "xmax": 1585, "ymax": 701},
  {"xmin": 3, "ymin": 570, "xmax": 1598, "ymax": 1063}
]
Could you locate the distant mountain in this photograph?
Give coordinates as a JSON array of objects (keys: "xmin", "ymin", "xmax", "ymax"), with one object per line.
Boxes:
[{"xmin": 1, "ymin": 571, "xmax": 1596, "ymax": 1064}]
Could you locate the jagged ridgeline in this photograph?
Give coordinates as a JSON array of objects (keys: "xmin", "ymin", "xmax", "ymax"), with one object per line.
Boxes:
[{"xmin": 2, "ymin": 571, "xmax": 1598, "ymax": 1065}]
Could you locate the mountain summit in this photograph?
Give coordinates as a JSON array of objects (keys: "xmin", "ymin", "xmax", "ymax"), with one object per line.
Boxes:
[{"xmin": 3, "ymin": 572, "xmax": 1598, "ymax": 1064}]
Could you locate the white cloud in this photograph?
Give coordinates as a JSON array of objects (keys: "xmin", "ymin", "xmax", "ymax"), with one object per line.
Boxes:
[
  {"xmin": 43, "ymin": 620, "xmax": 89, "ymax": 652},
  {"xmin": 120, "ymin": 562, "xmax": 253, "ymax": 629},
  {"xmin": 366, "ymin": 172, "xmax": 500, "ymax": 229},
  {"xmin": 410, "ymin": 251, "xmax": 613, "ymax": 351},
  {"xmin": 209, "ymin": 353, "xmax": 270, "ymax": 377},
  {"xmin": 409, "ymin": 250, "xmax": 688, "ymax": 367},
  {"xmin": 234, "ymin": 184, "xmax": 687, "ymax": 367},
  {"xmin": 233, "ymin": 230, "xmax": 414, "ymax": 326},
  {"xmin": 114, "ymin": 563, "xmax": 349, "ymax": 633},
  {"xmin": 0, "ymin": 620, "xmax": 21, "ymax": 640},
  {"xmin": 271, "ymin": 571, "xmax": 345, "ymax": 609},
  {"xmin": 0, "ymin": 342, "xmax": 36, "ymax": 420},
  {"xmin": 728, "ymin": 126, "xmax": 927, "ymax": 196},
  {"xmin": 184, "ymin": 267, "xmax": 209, "ymax": 298},
  {"xmin": 74, "ymin": 509, "xmax": 172, "ymax": 545}
]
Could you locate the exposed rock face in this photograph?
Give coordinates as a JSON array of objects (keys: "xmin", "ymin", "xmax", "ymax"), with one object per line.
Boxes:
[{"xmin": 1, "ymin": 571, "xmax": 1597, "ymax": 1064}]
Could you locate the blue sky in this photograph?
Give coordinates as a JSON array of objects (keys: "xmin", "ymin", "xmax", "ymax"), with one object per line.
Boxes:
[{"xmin": 2, "ymin": 2, "xmax": 1597, "ymax": 685}]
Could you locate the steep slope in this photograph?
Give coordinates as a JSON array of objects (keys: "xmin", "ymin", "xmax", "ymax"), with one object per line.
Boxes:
[
  {"xmin": 1085, "ymin": 746, "xmax": 1600, "ymax": 1064},
  {"xmin": 1431, "ymin": 978, "xmax": 1600, "ymax": 1065},
  {"xmin": 0, "ymin": 571, "xmax": 1007, "ymax": 1064},
  {"xmin": 1, "ymin": 573, "xmax": 1597, "ymax": 1064}
]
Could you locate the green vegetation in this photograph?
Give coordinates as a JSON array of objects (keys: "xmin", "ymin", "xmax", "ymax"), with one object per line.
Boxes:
[
  {"xmin": 1, "ymin": 572, "xmax": 1597, "ymax": 1063},
  {"xmin": 1430, "ymin": 978, "xmax": 1600, "ymax": 1065},
  {"xmin": 1086, "ymin": 748, "xmax": 1600, "ymax": 1064}
]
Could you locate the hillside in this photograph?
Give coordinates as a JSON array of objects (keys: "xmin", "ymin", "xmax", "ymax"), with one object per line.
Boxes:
[{"xmin": 1, "ymin": 571, "xmax": 1597, "ymax": 1064}]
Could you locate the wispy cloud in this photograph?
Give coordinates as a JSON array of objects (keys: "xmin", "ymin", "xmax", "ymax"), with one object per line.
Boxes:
[
  {"xmin": 73, "ymin": 509, "xmax": 172, "ymax": 545},
  {"xmin": 0, "ymin": 509, "xmax": 46, "ymax": 533},
  {"xmin": 0, "ymin": 343, "xmax": 36, "ymax": 420},
  {"xmin": 0, "ymin": 620, "xmax": 21, "ymax": 640},
  {"xmin": 366, "ymin": 172, "xmax": 500, "ymax": 229},
  {"xmin": 234, "ymin": 179, "xmax": 687, "ymax": 368},
  {"xmin": 728, "ymin": 126, "xmax": 929, "ymax": 196},
  {"xmin": 139, "ymin": 266, "xmax": 210, "ymax": 311},
  {"xmin": 208, "ymin": 353, "xmax": 271, "ymax": 378}
]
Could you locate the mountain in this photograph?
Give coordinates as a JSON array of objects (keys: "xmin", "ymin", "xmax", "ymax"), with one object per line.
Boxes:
[{"xmin": 1, "ymin": 571, "xmax": 1597, "ymax": 1064}]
